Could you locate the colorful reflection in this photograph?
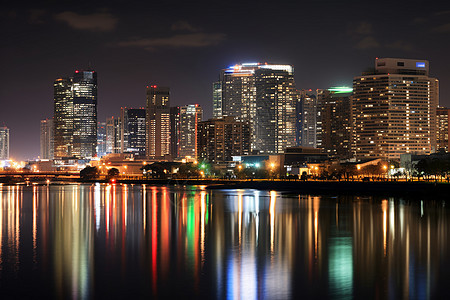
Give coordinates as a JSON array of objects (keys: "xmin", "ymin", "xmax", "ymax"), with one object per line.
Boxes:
[{"xmin": 0, "ymin": 185, "xmax": 449, "ymax": 299}]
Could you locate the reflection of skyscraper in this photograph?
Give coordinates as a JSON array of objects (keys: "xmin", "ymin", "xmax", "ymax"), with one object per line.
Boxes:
[
  {"xmin": 53, "ymin": 70, "xmax": 97, "ymax": 159},
  {"xmin": 146, "ymin": 86, "xmax": 170, "ymax": 158},
  {"xmin": 352, "ymin": 58, "xmax": 439, "ymax": 160},
  {"xmin": 214, "ymin": 63, "xmax": 298, "ymax": 154},
  {"xmin": 40, "ymin": 118, "xmax": 54, "ymax": 159},
  {"xmin": 0, "ymin": 126, "xmax": 9, "ymax": 160}
]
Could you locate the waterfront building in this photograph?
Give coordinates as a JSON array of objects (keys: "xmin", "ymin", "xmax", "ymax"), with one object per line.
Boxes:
[
  {"xmin": 106, "ymin": 116, "xmax": 121, "ymax": 154},
  {"xmin": 146, "ymin": 85, "xmax": 170, "ymax": 158},
  {"xmin": 0, "ymin": 127, "xmax": 9, "ymax": 160},
  {"xmin": 317, "ymin": 87, "xmax": 353, "ymax": 160},
  {"xmin": 214, "ymin": 63, "xmax": 298, "ymax": 154},
  {"xmin": 53, "ymin": 77, "xmax": 73, "ymax": 157},
  {"xmin": 121, "ymin": 108, "xmax": 146, "ymax": 156},
  {"xmin": 352, "ymin": 58, "xmax": 439, "ymax": 160},
  {"xmin": 170, "ymin": 106, "xmax": 180, "ymax": 158},
  {"xmin": 53, "ymin": 69, "xmax": 97, "ymax": 159},
  {"xmin": 40, "ymin": 118, "xmax": 54, "ymax": 159},
  {"xmin": 437, "ymin": 107, "xmax": 450, "ymax": 152},
  {"xmin": 179, "ymin": 105, "xmax": 203, "ymax": 158},
  {"xmin": 212, "ymin": 81, "xmax": 223, "ymax": 118},
  {"xmin": 296, "ymin": 90, "xmax": 317, "ymax": 148},
  {"xmin": 97, "ymin": 121, "xmax": 107, "ymax": 157},
  {"xmin": 197, "ymin": 116, "xmax": 250, "ymax": 163}
]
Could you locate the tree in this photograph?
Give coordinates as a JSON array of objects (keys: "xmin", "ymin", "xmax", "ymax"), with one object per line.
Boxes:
[
  {"xmin": 107, "ymin": 168, "xmax": 119, "ymax": 180},
  {"xmin": 80, "ymin": 166, "xmax": 99, "ymax": 180}
]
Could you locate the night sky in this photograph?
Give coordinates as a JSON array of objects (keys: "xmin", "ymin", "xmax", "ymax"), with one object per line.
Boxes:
[{"xmin": 2, "ymin": 0, "xmax": 450, "ymax": 160}]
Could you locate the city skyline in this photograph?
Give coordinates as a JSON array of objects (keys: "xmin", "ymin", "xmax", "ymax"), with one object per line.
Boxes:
[{"xmin": 2, "ymin": 1, "xmax": 450, "ymax": 160}]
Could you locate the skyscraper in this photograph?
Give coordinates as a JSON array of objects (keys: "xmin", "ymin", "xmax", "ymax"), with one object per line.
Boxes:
[
  {"xmin": 0, "ymin": 127, "xmax": 9, "ymax": 160},
  {"xmin": 352, "ymin": 58, "xmax": 439, "ymax": 160},
  {"xmin": 106, "ymin": 116, "xmax": 121, "ymax": 154},
  {"xmin": 170, "ymin": 106, "xmax": 181, "ymax": 158},
  {"xmin": 97, "ymin": 121, "xmax": 107, "ymax": 158},
  {"xmin": 317, "ymin": 87, "xmax": 353, "ymax": 160},
  {"xmin": 40, "ymin": 118, "xmax": 54, "ymax": 159},
  {"xmin": 296, "ymin": 90, "xmax": 317, "ymax": 148},
  {"xmin": 197, "ymin": 117, "xmax": 250, "ymax": 163},
  {"xmin": 146, "ymin": 86, "xmax": 170, "ymax": 158},
  {"xmin": 437, "ymin": 107, "xmax": 450, "ymax": 152},
  {"xmin": 121, "ymin": 108, "xmax": 146, "ymax": 156},
  {"xmin": 53, "ymin": 69, "xmax": 97, "ymax": 159},
  {"xmin": 214, "ymin": 63, "xmax": 298, "ymax": 154},
  {"xmin": 53, "ymin": 77, "xmax": 73, "ymax": 157},
  {"xmin": 179, "ymin": 105, "xmax": 203, "ymax": 158}
]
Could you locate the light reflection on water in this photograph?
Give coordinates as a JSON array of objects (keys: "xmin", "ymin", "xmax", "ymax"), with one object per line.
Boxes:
[{"xmin": 0, "ymin": 184, "xmax": 449, "ymax": 299}]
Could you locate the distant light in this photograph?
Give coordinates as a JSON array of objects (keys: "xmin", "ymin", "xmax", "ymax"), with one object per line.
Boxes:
[
  {"xmin": 328, "ymin": 86, "xmax": 353, "ymax": 93},
  {"xmin": 416, "ymin": 62, "xmax": 426, "ymax": 68},
  {"xmin": 75, "ymin": 70, "xmax": 79, "ymax": 73}
]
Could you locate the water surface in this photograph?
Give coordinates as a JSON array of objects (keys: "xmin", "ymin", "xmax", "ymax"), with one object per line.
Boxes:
[{"xmin": 0, "ymin": 184, "xmax": 449, "ymax": 299}]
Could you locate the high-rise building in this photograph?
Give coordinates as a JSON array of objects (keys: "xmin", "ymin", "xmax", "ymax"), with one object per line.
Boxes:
[
  {"xmin": 317, "ymin": 87, "xmax": 353, "ymax": 160},
  {"xmin": 214, "ymin": 63, "xmax": 298, "ymax": 154},
  {"xmin": 179, "ymin": 105, "xmax": 203, "ymax": 158},
  {"xmin": 352, "ymin": 58, "xmax": 439, "ymax": 160},
  {"xmin": 53, "ymin": 69, "xmax": 97, "ymax": 159},
  {"xmin": 296, "ymin": 90, "xmax": 317, "ymax": 148},
  {"xmin": 146, "ymin": 85, "xmax": 170, "ymax": 158},
  {"xmin": 170, "ymin": 106, "xmax": 181, "ymax": 158},
  {"xmin": 53, "ymin": 77, "xmax": 73, "ymax": 157},
  {"xmin": 40, "ymin": 118, "xmax": 54, "ymax": 159},
  {"xmin": 121, "ymin": 108, "xmax": 146, "ymax": 156},
  {"xmin": 97, "ymin": 121, "xmax": 107, "ymax": 158},
  {"xmin": 0, "ymin": 127, "xmax": 9, "ymax": 160},
  {"xmin": 212, "ymin": 82, "xmax": 223, "ymax": 118},
  {"xmin": 106, "ymin": 117, "xmax": 121, "ymax": 154},
  {"xmin": 437, "ymin": 107, "xmax": 450, "ymax": 152},
  {"xmin": 197, "ymin": 116, "xmax": 250, "ymax": 163}
]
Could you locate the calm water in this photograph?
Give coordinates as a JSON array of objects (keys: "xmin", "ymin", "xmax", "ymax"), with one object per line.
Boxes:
[{"xmin": 0, "ymin": 184, "xmax": 449, "ymax": 299}]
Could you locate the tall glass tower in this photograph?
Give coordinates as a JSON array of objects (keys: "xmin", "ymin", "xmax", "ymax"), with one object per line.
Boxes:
[
  {"xmin": 214, "ymin": 63, "xmax": 298, "ymax": 154},
  {"xmin": 146, "ymin": 85, "xmax": 170, "ymax": 157},
  {"xmin": 53, "ymin": 70, "xmax": 97, "ymax": 159}
]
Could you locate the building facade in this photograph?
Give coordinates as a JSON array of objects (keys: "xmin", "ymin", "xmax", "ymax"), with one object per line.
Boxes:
[
  {"xmin": 296, "ymin": 90, "xmax": 317, "ymax": 148},
  {"xmin": 437, "ymin": 107, "xmax": 450, "ymax": 152},
  {"xmin": 123, "ymin": 108, "xmax": 146, "ymax": 156},
  {"xmin": 106, "ymin": 116, "xmax": 121, "ymax": 154},
  {"xmin": 214, "ymin": 63, "xmax": 298, "ymax": 154},
  {"xmin": 0, "ymin": 127, "xmax": 9, "ymax": 160},
  {"xmin": 97, "ymin": 121, "xmax": 107, "ymax": 158},
  {"xmin": 53, "ymin": 69, "xmax": 97, "ymax": 159},
  {"xmin": 197, "ymin": 117, "xmax": 250, "ymax": 163},
  {"xmin": 317, "ymin": 87, "xmax": 353, "ymax": 160},
  {"xmin": 146, "ymin": 86, "xmax": 170, "ymax": 158},
  {"xmin": 40, "ymin": 118, "xmax": 54, "ymax": 159},
  {"xmin": 179, "ymin": 105, "xmax": 203, "ymax": 158},
  {"xmin": 352, "ymin": 58, "xmax": 439, "ymax": 160}
]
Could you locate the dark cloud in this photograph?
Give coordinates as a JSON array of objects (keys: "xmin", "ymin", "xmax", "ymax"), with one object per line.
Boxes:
[
  {"xmin": 355, "ymin": 36, "xmax": 380, "ymax": 49},
  {"xmin": 386, "ymin": 40, "xmax": 413, "ymax": 52},
  {"xmin": 432, "ymin": 23, "xmax": 450, "ymax": 33},
  {"xmin": 54, "ymin": 11, "xmax": 118, "ymax": 32},
  {"xmin": 354, "ymin": 22, "xmax": 373, "ymax": 35},
  {"xmin": 171, "ymin": 21, "xmax": 199, "ymax": 32},
  {"xmin": 117, "ymin": 32, "xmax": 226, "ymax": 50},
  {"xmin": 29, "ymin": 9, "xmax": 46, "ymax": 24}
]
